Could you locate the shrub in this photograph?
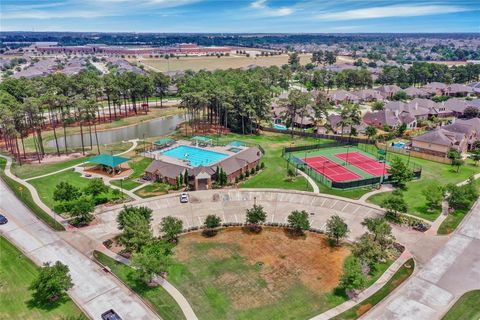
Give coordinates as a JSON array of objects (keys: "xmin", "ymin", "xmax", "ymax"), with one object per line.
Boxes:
[
  {"xmin": 250, "ymin": 167, "xmax": 255, "ymax": 175},
  {"xmin": 245, "ymin": 170, "xmax": 250, "ymax": 178},
  {"xmin": 260, "ymin": 162, "xmax": 265, "ymax": 169}
]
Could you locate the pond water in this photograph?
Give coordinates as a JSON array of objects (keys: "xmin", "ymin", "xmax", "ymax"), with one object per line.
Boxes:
[{"xmin": 49, "ymin": 114, "xmax": 185, "ymax": 149}]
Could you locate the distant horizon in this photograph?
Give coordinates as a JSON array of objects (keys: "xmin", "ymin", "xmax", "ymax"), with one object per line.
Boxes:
[
  {"xmin": 1, "ymin": 1, "xmax": 479, "ymax": 33},
  {"xmin": 2, "ymin": 31, "xmax": 480, "ymax": 35}
]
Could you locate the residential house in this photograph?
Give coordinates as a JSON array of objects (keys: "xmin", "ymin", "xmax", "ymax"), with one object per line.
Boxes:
[
  {"xmin": 445, "ymin": 84, "xmax": 474, "ymax": 97},
  {"xmin": 328, "ymin": 114, "xmax": 366, "ymax": 135},
  {"xmin": 327, "ymin": 90, "xmax": 361, "ymax": 105},
  {"xmin": 404, "ymin": 86, "xmax": 430, "ymax": 98},
  {"xmin": 422, "ymin": 82, "xmax": 448, "ymax": 96},
  {"xmin": 363, "ymin": 109, "xmax": 416, "ymax": 129},
  {"xmin": 353, "ymin": 89, "xmax": 384, "ymax": 102},
  {"xmin": 411, "ymin": 128, "xmax": 468, "ymax": 157},
  {"xmin": 375, "ymin": 85, "xmax": 401, "ymax": 99}
]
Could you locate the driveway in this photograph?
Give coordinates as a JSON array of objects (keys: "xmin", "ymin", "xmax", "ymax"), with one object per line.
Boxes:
[
  {"xmin": 0, "ymin": 179, "xmax": 159, "ymax": 320},
  {"xmin": 362, "ymin": 200, "xmax": 480, "ymax": 320}
]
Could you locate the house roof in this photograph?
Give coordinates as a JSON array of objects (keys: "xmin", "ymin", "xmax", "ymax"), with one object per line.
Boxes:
[
  {"xmin": 404, "ymin": 86, "xmax": 429, "ymax": 97},
  {"xmin": 447, "ymin": 84, "xmax": 474, "ymax": 94},
  {"xmin": 413, "ymin": 128, "xmax": 465, "ymax": 148}
]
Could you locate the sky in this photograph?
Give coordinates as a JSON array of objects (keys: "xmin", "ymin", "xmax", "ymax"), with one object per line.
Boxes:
[{"xmin": 1, "ymin": 0, "xmax": 479, "ymax": 33}]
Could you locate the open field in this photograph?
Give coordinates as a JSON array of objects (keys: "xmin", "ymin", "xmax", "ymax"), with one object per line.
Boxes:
[
  {"xmin": 168, "ymin": 227, "xmax": 351, "ymax": 320},
  {"xmin": 136, "ymin": 54, "xmax": 312, "ymax": 72},
  {"xmin": 11, "ymin": 156, "xmax": 88, "ymax": 180},
  {"xmin": 332, "ymin": 259, "xmax": 415, "ymax": 320},
  {"xmin": 93, "ymin": 251, "xmax": 185, "ymax": 320},
  {"xmin": 442, "ymin": 290, "xmax": 480, "ymax": 320},
  {"xmin": 0, "ymin": 237, "xmax": 84, "ymax": 320},
  {"xmin": 134, "ymin": 182, "xmax": 171, "ymax": 198}
]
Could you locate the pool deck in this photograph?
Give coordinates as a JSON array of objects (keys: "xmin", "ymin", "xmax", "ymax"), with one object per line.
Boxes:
[{"xmin": 143, "ymin": 140, "xmax": 248, "ymax": 168}]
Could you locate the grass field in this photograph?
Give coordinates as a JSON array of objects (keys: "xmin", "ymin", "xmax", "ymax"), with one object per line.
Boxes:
[
  {"xmin": 136, "ymin": 54, "xmax": 312, "ymax": 72},
  {"xmin": 364, "ymin": 144, "xmax": 480, "ymax": 221},
  {"xmin": 110, "ymin": 156, "xmax": 153, "ymax": 190},
  {"xmin": 442, "ymin": 290, "xmax": 480, "ymax": 320},
  {"xmin": 93, "ymin": 251, "xmax": 185, "ymax": 320},
  {"xmin": 28, "ymin": 169, "xmax": 122, "ymax": 209},
  {"xmin": 0, "ymin": 158, "xmax": 64, "ymax": 231},
  {"xmin": 437, "ymin": 208, "xmax": 468, "ymax": 235},
  {"xmin": 0, "ymin": 236, "xmax": 84, "ymax": 320},
  {"xmin": 134, "ymin": 182, "xmax": 172, "ymax": 198},
  {"xmin": 332, "ymin": 259, "xmax": 415, "ymax": 320},
  {"xmin": 12, "ymin": 156, "xmax": 88, "ymax": 180},
  {"xmin": 167, "ymin": 227, "xmax": 392, "ymax": 320}
]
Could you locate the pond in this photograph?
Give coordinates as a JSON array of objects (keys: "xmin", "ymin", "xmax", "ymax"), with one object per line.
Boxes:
[{"xmin": 49, "ymin": 114, "xmax": 185, "ymax": 149}]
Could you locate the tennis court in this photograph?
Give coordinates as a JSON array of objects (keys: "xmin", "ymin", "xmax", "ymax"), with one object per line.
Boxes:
[
  {"xmin": 335, "ymin": 152, "xmax": 389, "ymax": 176},
  {"xmin": 304, "ymin": 155, "xmax": 361, "ymax": 182}
]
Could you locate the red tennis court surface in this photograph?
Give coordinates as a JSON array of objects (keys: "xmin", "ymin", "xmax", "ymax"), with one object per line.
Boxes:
[
  {"xmin": 335, "ymin": 152, "xmax": 389, "ymax": 176},
  {"xmin": 304, "ymin": 155, "xmax": 361, "ymax": 182}
]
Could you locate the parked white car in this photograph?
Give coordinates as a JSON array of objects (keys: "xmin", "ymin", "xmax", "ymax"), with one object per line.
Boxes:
[{"xmin": 180, "ymin": 192, "xmax": 189, "ymax": 203}]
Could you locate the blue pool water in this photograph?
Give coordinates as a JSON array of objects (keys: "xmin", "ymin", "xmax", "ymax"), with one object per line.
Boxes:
[
  {"xmin": 228, "ymin": 141, "xmax": 244, "ymax": 147},
  {"xmin": 273, "ymin": 123, "xmax": 287, "ymax": 130},
  {"xmin": 161, "ymin": 145, "xmax": 228, "ymax": 167},
  {"xmin": 392, "ymin": 142, "xmax": 405, "ymax": 149}
]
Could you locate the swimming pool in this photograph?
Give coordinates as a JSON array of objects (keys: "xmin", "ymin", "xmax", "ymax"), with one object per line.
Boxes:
[
  {"xmin": 273, "ymin": 123, "xmax": 287, "ymax": 130},
  {"xmin": 228, "ymin": 141, "xmax": 245, "ymax": 147},
  {"xmin": 392, "ymin": 142, "xmax": 406, "ymax": 149},
  {"xmin": 161, "ymin": 145, "xmax": 228, "ymax": 167}
]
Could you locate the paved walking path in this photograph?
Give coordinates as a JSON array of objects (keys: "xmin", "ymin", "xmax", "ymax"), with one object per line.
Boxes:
[
  {"xmin": 97, "ymin": 247, "xmax": 199, "ymax": 320},
  {"xmin": 296, "ymin": 168, "xmax": 320, "ymax": 193},
  {"xmin": 0, "ymin": 179, "xmax": 159, "ymax": 320},
  {"xmin": 311, "ymin": 250, "xmax": 413, "ymax": 320}
]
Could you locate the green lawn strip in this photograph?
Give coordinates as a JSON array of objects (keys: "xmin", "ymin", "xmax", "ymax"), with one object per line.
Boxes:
[
  {"xmin": 0, "ymin": 159, "xmax": 64, "ymax": 231},
  {"xmin": 28, "ymin": 169, "xmax": 121, "ymax": 209},
  {"xmin": 110, "ymin": 157, "xmax": 153, "ymax": 190},
  {"xmin": 317, "ymin": 183, "xmax": 373, "ymax": 200},
  {"xmin": 93, "ymin": 251, "xmax": 186, "ymax": 320},
  {"xmin": 11, "ymin": 157, "xmax": 88, "ymax": 180},
  {"xmin": 437, "ymin": 208, "xmax": 468, "ymax": 235},
  {"xmin": 365, "ymin": 145, "xmax": 480, "ymax": 221},
  {"xmin": 332, "ymin": 258, "xmax": 415, "ymax": 320},
  {"xmin": 134, "ymin": 182, "xmax": 172, "ymax": 198},
  {"xmin": 0, "ymin": 236, "xmax": 85, "ymax": 320},
  {"xmin": 442, "ymin": 290, "xmax": 480, "ymax": 320}
]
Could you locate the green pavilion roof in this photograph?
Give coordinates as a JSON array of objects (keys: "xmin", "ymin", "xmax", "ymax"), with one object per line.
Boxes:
[
  {"xmin": 87, "ymin": 154, "xmax": 130, "ymax": 168},
  {"xmin": 191, "ymin": 136, "xmax": 212, "ymax": 142},
  {"xmin": 153, "ymin": 138, "xmax": 175, "ymax": 145}
]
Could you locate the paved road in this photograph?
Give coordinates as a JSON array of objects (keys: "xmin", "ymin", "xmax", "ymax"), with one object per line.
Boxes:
[
  {"xmin": 0, "ymin": 179, "xmax": 159, "ymax": 320},
  {"xmin": 363, "ymin": 200, "xmax": 480, "ymax": 320}
]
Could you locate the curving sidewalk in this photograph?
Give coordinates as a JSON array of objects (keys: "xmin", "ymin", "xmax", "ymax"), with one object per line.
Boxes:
[{"xmin": 96, "ymin": 246, "xmax": 199, "ymax": 320}]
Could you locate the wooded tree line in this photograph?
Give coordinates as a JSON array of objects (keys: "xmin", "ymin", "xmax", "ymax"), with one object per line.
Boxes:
[{"xmin": 0, "ymin": 70, "xmax": 170, "ymax": 162}]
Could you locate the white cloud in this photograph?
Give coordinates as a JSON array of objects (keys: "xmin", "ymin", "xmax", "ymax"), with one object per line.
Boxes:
[
  {"xmin": 249, "ymin": 0, "xmax": 294, "ymax": 17},
  {"xmin": 316, "ymin": 4, "xmax": 468, "ymax": 21}
]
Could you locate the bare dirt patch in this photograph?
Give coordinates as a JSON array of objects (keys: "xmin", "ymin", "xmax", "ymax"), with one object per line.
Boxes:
[{"xmin": 173, "ymin": 227, "xmax": 350, "ymax": 310}]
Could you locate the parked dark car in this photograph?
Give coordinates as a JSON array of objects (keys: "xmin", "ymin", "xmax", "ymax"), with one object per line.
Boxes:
[
  {"xmin": 101, "ymin": 309, "xmax": 122, "ymax": 320},
  {"xmin": 0, "ymin": 214, "xmax": 8, "ymax": 225}
]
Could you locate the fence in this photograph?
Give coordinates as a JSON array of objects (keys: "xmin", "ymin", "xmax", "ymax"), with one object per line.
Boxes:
[
  {"xmin": 284, "ymin": 142, "xmax": 422, "ymax": 189},
  {"xmin": 376, "ymin": 142, "xmax": 451, "ymax": 164},
  {"xmin": 260, "ymin": 126, "xmax": 376, "ymax": 145}
]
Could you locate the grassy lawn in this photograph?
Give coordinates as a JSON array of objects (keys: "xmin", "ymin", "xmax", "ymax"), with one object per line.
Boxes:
[
  {"xmin": 12, "ymin": 157, "xmax": 88, "ymax": 180},
  {"xmin": 28, "ymin": 169, "xmax": 121, "ymax": 209},
  {"xmin": 332, "ymin": 258, "xmax": 415, "ymax": 320},
  {"xmin": 134, "ymin": 182, "xmax": 172, "ymax": 198},
  {"xmin": 365, "ymin": 145, "xmax": 480, "ymax": 221},
  {"xmin": 166, "ymin": 228, "xmax": 394, "ymax": 320},
  {"xmin": 0, "ymin": 158, "xmax": 64, "ymax": 231},
  {"xmin": 442, "ymin": 290, "xmax": 480, "ymax": 320},
  {"xmin": 93, "ymin": 251, "xmax": 185, "ymax": 320},
  {"xmin": 111, "ymin": 157, "xmax": 153, "ymax": 190},
  {"xmin": 437, "ymin": 209, "xmax": 468, "ymax": 235},
  {"xmin": 0, "ymin": 236, "xmax": 85, "ymax": 320}
]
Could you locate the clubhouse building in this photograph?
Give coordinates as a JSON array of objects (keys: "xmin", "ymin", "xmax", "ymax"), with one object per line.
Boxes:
[{"xmin": 144, "ymin": 139, "xmax": 262, "ymax": 190}]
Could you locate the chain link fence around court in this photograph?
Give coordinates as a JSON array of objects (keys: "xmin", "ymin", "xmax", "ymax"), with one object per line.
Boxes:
[{"xmin": 284, "ymin": 141, "xmax": 422, "ymax": 189}]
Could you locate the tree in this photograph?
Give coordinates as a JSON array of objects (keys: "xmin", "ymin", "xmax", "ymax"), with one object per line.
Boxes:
[
  {"xmin": 53, "ymin": 182, "xmax": 80, "ymax": 202},
  {"xmin": 339, "ymin": 257, "xmax": 366, "ymax": 291},
  {"xmin": 392, "ymin": 90, "xmax": 407, "ymax": 101},
  {"xmin": 396, "ymin": 123, "xmax": 407, "ymax": 136},
  {"xmin": 452, "ymin": 158, "xmax": 464, "ymax": 173},
  {"xmin": 365, "ymin": 125, "xmax": 377, "ymax": 141},
  {"xmin": 325, "ymin": 215, "xmax": 349, "ymax": 246},
  {"xmin": 352, "ymin": 234, "xmax": 386, "ymax": 270},
  {"xmin": 381, "ymin": 191, "xmax": 408, "ymax": 219},
  {"xmin": 388, "ymin": 157, "xmax": 413, "ymax": 189},
  {"xmin": 372, "ymin": 101, "xmax": 384, "ymax": 111},
  {"xmin": 68, "ymin": 195, "xmax": 95, "ymax": 226},
  {"xmin": 131, "ymin": 241, "xmax": 173, "ymax": 284},
  {"xmin": 203, "ymin": 214, "xmax": 222, "ymax": 237},
  {"xmin": 422, "ymin": 184, "xmax": 444, "ymax": 210},
  {"xmin": 471, "ymin": 150, "xmax": 480, "ymax": 166},
  {"xmin": 361, "ymin": 217, "xmax": 395, "ymax": 249},
  {"xmin": 245, "ymin": 204, "xmax": 267, "ymax": 232},
  {"xmin": 446, "ymin": 182, "xmax": 478, "ymax": 210},
  {"xmin": 30, "ymin": 261, "xmax": 73, "ymax": 304},
  {"xmin": 287, "ymin": 210, "xmax": 310, "ymax": 236},
  {"xmin": 288, "ymin": 52, "xmax": 300, "ymax": 71},
  {"xmin": 463, "ymin": 106, "xmax": 479, "ymax": 119},
  {"xmin": 84, "ymin": 178, "xmax": 109, "ymax": 197},
  {"xmin": 160, "ymin": 216, "xmax": 183, "ymax": 242},
  {"xmin": 117, "ymin": 206, "xmax": 153, "ymax": 252}
]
